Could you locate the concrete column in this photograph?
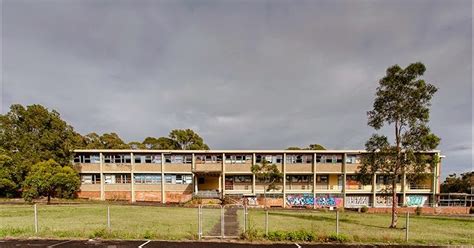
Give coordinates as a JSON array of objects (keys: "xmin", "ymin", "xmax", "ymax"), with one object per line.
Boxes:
[
  {"xmin": 219, "ymin": 174, "xmax": 222, "ymax": 193},
  {"xmin": 372, "ymin": 173, "xmax": 377, "ymax": 207},
  {"xmin": 192, "ymin": 153, "xmax": 197, "ymax": 194},
  {"xmin": 283, "ymin": 153, "xmax": 286, "ymax": 208},
  {"xmin": 194, "ymin": 175, "xmax": 199, "ymax": 193},
  {"xmin": 222, "ymin": 153, "xmax": 226, "ymax": 197},
  {"xmin": 342, "ymin": 153, "xmax": 347, "ymax": 207},
  {"xmin": 252, "ymin": 153, "xmax": 256, "ymax": 195},
  {"xmin": 313, "ymin": 153, "xmax": 317, "ymax": 209},
  {"xmin": 100, "ymin": 152, "xmax": 105, "ymax": 201},
  {"xmin": 161, "ymin": 153, "xmax": 166, "ymax": 203},
  {"xmin": 130, "ymin": 152, "xmax": 135, "ymax": 203},
  {"xmin": 432, "ymin": 160, "xmax": 438, "ymax": 207}
]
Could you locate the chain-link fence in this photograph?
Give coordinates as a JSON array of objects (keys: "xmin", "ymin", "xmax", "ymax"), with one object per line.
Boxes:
[{"xmin": 0, "ymin": 203, "xmax": 472, "ymax": 244}]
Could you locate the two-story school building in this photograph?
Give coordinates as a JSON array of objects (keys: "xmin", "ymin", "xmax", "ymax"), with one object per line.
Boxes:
[{"xmin": 74, "ymin": 149, "xmax": 442, "ymax": 208}]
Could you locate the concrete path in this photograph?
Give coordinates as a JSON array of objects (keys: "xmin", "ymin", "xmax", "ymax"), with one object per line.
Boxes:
[{"xmin": 208, "ymin": 206, "xmax": 240, "ymax": 237}]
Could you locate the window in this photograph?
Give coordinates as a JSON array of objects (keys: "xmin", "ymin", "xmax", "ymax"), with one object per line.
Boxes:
[
  {"xmin": 134, "ymin": 174, "xmax": 161, "ymax": 184},
  {"xmin": 74, "ymin": 154, "xmax": 101, "ymax": 164},
  {"xmin": 104, "ymin": 174, "xmax": 130, "ymax": 184},
  {"xmin": 234, "ymin": 175, "xmax": 252, "ymax": 183},
  {"xmin": 346, "ymin": 155, "xmax": 356, "ymax": 164},
  {"xmin": 165, "ymin": 175, "xmax": 173, "ymax": 184},
  {"xmin": 81, "ymin": 174, "xmax": 100, "ymax": 184},
  {"xmin": 175, "ymin": 175, "xmax": 193, "ymax": 184},
  {"xmin": 316, "ymin": 175, "xmax": 328, "ymax": 183},
  {"xmin": 184, "ymin": 155, "xmax": 192, "ymax": 164}
]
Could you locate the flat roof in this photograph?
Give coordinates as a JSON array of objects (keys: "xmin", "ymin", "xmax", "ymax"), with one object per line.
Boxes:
[{"xmin": 73, "ymin": 149, "xmax": 441, "ymax": 154}]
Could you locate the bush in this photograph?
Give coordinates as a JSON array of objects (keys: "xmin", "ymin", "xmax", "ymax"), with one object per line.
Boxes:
[
  {"xmin": 361, "ymin": 206, "xmax": 369, "ymax": 213},
  {"xmin": 469, "ymin": 207, "xmax": 474, "ymax": 214},
  {"xmin": 327, "ymin": 233, "xmax": 349, "ymax": 243},
  {"xmin": 265, "ymin": 230, "xmax": 316, "ymax": 242},
  {"xmin": 415, "ymin": 206, "xmax": 422, "ymax": 216}
]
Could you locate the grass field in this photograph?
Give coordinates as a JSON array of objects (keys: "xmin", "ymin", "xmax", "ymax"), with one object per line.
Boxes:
[
  {"xmin": 0, "ymin": 204, "xmax": 219, "ymax": 240},
  {"xmin": 241, "ymin": 209, "xmax": 474, "ymax": 245},
  {"xmin": 0, "ymin": 203, "xmax": 473, "ymax": 245}
]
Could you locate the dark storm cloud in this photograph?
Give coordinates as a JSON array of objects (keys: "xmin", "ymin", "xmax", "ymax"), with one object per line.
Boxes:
[{"xmin": 1, "ymin": 0, "xmax": 472, "ymax": 178}]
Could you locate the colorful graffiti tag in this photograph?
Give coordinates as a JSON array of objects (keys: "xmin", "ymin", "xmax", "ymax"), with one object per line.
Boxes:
[
  {"xmin": 345, "ymin": 196, "xmax": 370, "ymax": 207},
  {"xmin": 406, "ymin": 195, "xmax": 428, "ymax": 207},
  {"xmin": 286, "ymin": 194, "xmax": 343, "ymax": 208},
  {"xmin": 286, "ymin": 194, "xmax": 314, "ymax": 206},
  {"xmin": 375, "ymin": 195, "xmax": 393, "ymax": 207}
]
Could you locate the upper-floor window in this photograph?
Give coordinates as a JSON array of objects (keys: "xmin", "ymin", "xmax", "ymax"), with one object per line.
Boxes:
[
  {"xmin": 316, "ymin": 154, "xmax": 342, "ymax": 163},
  {"xmin": 74, "ymin": 154, "xmax": 100, "ymax": 164},
  {"xmin": 256, "ymin": 155, "xmax": 282, "ymax": 164},
  {"xmin": 345, "ymin": 155, "xmax": 361, "ymax": 164},
  {"xmin": 286, "ymin": 155, "xmax": 313, "ymax": 164},
  {"xmin": 164, "ymin": 155, "xmax": 192, "ymax": 164},
  {"xmin": 225, "ymin": 155, "xmax": 252, "ymax": 164},
  {"xmin": 103, "ymin": 154, "xmax": 131, "ymax": 164},
  {"xmin": 286, "ymin": 175, "xmax": 312, "ymax": 183},
  {"xmin": 134, "ymin": 154, "xmax": 161, "ymax": 164},
  {"xmin": 196, "ymin": 154, "xmax": 222, "ymax": 163}
]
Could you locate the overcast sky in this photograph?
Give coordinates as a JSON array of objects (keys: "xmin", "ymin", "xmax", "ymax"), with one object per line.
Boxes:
[{"xmin": 1, "ymin": 0, "xmax": 472, "ymax": 178}]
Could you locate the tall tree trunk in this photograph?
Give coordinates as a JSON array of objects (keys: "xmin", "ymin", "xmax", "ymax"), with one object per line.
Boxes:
[
  {"xmin": 390, "ymin": 180, "xmax": 398, "ymax": 228},
  {"xmin": 47, "ymin": 193, "xmax": 51, "ymax": 205},
  {"xmin": 391, "ymin": 120, "xmax": 401, "ymax": 228}
]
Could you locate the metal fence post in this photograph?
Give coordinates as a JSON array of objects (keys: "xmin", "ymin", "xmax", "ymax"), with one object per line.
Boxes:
[
  {"xmin": 34, "ymin": 204, "xmax": 38, "ymax": 234},
  {"xmin": 336, "ymin": 210, "xmax": 339, "ymax": 235},
  {"xmin": 405, "ymin": 212, "xmax": 410, "ymax": 242},
  {"xmin": 198, "ymin": 205, "xmax": 202, "ymax": 240},
  {"xmin": 220, "ymin": 205, "xmax": 225, "ymax": 239},
  {"xmin": 107, "ymin": 205, "xmax": 111, "ymax": 229},
  {"xmin": 243, "ymin": 206, "xmax": 247, "ymax": 233},
  {"xmin": 265, "ymin": 210, "xmax": 269, "ymax": 236}
]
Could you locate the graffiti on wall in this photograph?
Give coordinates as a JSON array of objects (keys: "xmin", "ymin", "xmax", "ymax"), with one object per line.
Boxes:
[
  {"xmin": 375, "ymin": 196, "xmax": 393, "ymax": 207},
  {"xmin": 315, "ymin": 196, "xmax": 343, "ymax": 207},
  {"xmin": 345, "ymin": 196, "xmax": 370, "ymax": 207},
  {"xmin": 246, "ymin": 197, "xmax": 258, "ymax": 206},
  {"xmin": 286, "ymin": 194, "xmax": 343, "ymax": 208},
  {"xmin": 286, "ymin": 194, "xmax": 314, "ymax": 206},
  {"xmin": 406, "ymin": 195, "xmax": 428, "ymax": 207}
]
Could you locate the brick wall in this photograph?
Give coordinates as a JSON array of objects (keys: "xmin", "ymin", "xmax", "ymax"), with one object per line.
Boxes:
[
  {"xmin": 77, "ymin": 191, "xmax": 100, "ymax": 200},
  {"xmin": 368, "ymin": 207, "xmax": 470, "ymax": 215}
]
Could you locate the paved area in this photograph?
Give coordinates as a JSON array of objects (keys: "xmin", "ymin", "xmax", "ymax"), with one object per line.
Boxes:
[
  {"xmin": 0, "ymin": 240, "xmax": 447, "ymax": 248},
  {"xmin": 208, "ymin": 206, "xmax": 240, "ymax": 237}
]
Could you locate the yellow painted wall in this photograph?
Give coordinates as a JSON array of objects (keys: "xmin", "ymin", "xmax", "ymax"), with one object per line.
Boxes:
[
  {"xmin": 198, "ymin": 175, "xmax": 220, "ymax": 190},
  {"xmin": 328, "ymin": 174, "xmax": 341, "ymax": 187}
]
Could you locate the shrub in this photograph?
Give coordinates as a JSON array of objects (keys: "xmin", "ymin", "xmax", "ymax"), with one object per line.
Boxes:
[
  {"xmin": 265, "ymin": 230, "xmax": 316, "ymax": 242},
  {"xmin": 415, "ymin": 206, "xmax": 422, "ymax": 216},
  {"xmin": 361, "ymin": 206, "xmax": 369, "ymax": 213},
  {"xmin": 327, "ymin": 233, "xmax": 349, "ymax": 243},
  {"xmin": 469, "ymin": 207, "xmax": 474, "ymax": 214}
]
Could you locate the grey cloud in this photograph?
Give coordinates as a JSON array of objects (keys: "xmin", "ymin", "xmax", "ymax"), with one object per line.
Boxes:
[{"xmin": 1, "ymin": 0, "xmax": 472, "ymax": 178}]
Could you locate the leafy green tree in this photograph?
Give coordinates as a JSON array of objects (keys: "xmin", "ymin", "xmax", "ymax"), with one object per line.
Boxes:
[
  {"xmin": 359, "ymin": 62, "xmax": 440, "ymax": 228},
  {"xmin": 441, "ymin": 172, "xmax": 473, "ymax": 194},
  {"xmin": 22, "ymin": 160, "xmax": 80, "ymax": 204},
  {"xmin": 142, "ymin": 136, "xmax": 179, "ymax": 149},
  {"xmin": 0, "ymin": 104, "xmax": 83, "ymax": 196},
  {"xmin": 251, "ymin": 159, "xmax": 283, "ymax": 209},
  {"xmin": 306, "ymin": 144, "xmax": 326, "ymax": 150},
  {"xmin": 0, "ymin": 152, "xmax": 17, "ymax": 197},
  {"xmin": 83, "ymin": 132, "xmax": 128, "ymax": 149},
  {"xmin": 169, "ymin": 129, "xmax": 209, "ymax": 150},
  {"xmin": 128, "ymin": 141, "xmax": 145, "ymax": 150},
  {"xmin": 286, "ymin": 144, "xmax": 326, "ymax": 150}
]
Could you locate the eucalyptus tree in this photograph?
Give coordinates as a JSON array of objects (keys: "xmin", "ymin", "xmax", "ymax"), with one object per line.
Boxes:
[{"xmin": 359, "ymin": 62, "xmax": 440, "ymax": 228}]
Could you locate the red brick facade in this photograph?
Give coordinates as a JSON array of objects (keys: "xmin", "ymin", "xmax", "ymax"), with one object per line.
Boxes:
[{"xmin": 368, "ymin": 207, "xmax": 470, "ymax": 215}]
